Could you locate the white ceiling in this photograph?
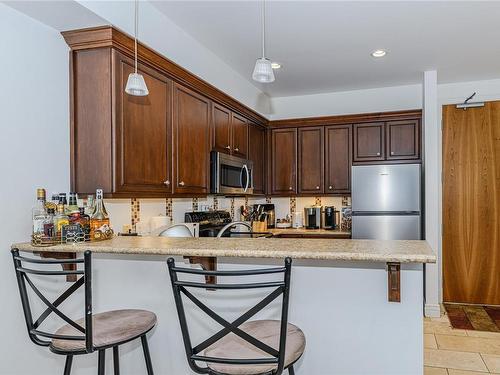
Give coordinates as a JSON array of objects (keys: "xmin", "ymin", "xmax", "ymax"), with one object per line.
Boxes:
[{"xmin": 151, "ymin": 1, "xmax": 500, "ymax": 97}]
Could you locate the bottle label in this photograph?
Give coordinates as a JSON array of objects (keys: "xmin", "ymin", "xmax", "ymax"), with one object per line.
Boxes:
[{"xmin": 62, "ymin": 223, "xmax": 89, "ymax": 243}]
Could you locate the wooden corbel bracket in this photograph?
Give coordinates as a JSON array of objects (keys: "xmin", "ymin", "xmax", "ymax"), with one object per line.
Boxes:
[{"xmin": 387, "ymin": 262, "xmax": 401, "ymax": 302}]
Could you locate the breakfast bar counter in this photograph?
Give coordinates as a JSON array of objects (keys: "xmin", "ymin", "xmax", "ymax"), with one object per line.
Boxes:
[
  {"xmin": 11, "ymin": 237, "xmax": 434, "ymax": 375},
  {"xmin": 12, "ymin": 236, "xmax": 435, "ymax": 263}
]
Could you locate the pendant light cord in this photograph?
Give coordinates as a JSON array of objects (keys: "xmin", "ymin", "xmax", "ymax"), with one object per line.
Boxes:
[
  {"xmin": 134, "ymin": 0, "xmax": 138, "ymax": 74},
  {"xmin": 261, "ymin": 0, "xmax": 266, "ymax": 58}
]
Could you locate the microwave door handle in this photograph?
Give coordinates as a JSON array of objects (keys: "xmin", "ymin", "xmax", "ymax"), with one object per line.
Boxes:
[{"xmin": 243, "ymin": 164, "xmax": 250, "ymax": 192}]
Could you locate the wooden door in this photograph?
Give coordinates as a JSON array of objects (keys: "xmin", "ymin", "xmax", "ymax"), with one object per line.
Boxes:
[
  {"xmin": 353, "ymin": 122, "xmax": 385, "ymax": 162},
  {"xmin": 114, "ymin": 52, "xmax": 172, "ymax": 194},
  {"xmin": 386, "ymin": 120, "xmax": 420, "ymax": 160},
  {"xmin": 173, "ymin": 84, "xmax": 211, "ymax": 194},
  {"xmin": 298, "ymin": 127, "xmax": 324, "ymax": 194},
  {"xmin": 249, "ymin": 123, "xmax": 266, "ymax": 195},
  {"xmin": 212, "ymin": 103, "xmax": 231, "ymax": 154},
  {"xmin": 232, "ymin": 113, "xmax": 248, "ymax": 159},
  {"xmin": 271, "ymin": 128, "xmax": 297, "ymax": 194},
  {"xmin": 325, "ymin": 125, "xmax": 352, "ymax": 194},
  {"xmin": 443, "ymin": 102, "xmax": 500, "ymax": 305}
]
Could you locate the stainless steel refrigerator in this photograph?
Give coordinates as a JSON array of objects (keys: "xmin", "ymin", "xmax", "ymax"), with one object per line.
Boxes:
[{"xmin": 351, "ymin": 164, "xmax": 421, "ymax": 240}]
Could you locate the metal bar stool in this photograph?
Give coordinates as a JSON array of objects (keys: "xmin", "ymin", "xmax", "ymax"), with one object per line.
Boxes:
[
  {"xmin": 167, "ymin": 257, "xmax": 305, "ymax": 375},
  {"xmin": 11, "ymin": 249, "xmax": 156, "ymax": 375}
]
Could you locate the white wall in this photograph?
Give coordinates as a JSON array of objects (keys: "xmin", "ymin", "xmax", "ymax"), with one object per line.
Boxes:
[
  {"xmin": 269, "ymin": 83, "xmax": 422, "ymax": 120},
  {"xmin": 0, "ymin": 3, "xmax": 70, "ymax": 374},
  {"xmin": 76, "ymin": 0, "xmax": 272, "ymax": 115}
]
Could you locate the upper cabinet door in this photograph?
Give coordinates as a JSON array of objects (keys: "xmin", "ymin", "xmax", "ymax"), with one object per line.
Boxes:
[
  {"xmin": 248, "ymin": 124, "xmax": 266, "ymax": 195},
  {"xmin": 212, "ymin": 103, "xmax": 231, "ymax": 154},
  {"xmin": 325, "ymin": 125, "xmax": 352, "ymax": 194},
  {"xmin": 298, "ymin": 127, "xmax": 324, "ymax": 194},
  {"xmin": 353, "ymin": 122, "xmax": 385, "ymax": 162},
  {"xmin": 173, "ymin": 84, "xmax": 211, "ymax": 194},
  {"xmin": 231, "ymin": 113, "xmax": 248, "ymax": 159},
  {"xmin": 114, "ymin": 51, "xmax": 172, "ymax": 194},
  {"xmin": 271, "ymin": 128, "xmax": 297, "ymax": 194},
  {"xmin": 386, "ymin": 120, "xmax": 420, "ymax": 160}
]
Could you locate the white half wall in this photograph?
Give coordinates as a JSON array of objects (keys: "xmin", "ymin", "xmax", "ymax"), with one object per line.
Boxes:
[
  {"xmin": 268, "ymin": 84, "xmax": 423, "ymax": 120},
  {"xmin": 0, "ymin": 3, "xmax": 70, "ymax": 374}
]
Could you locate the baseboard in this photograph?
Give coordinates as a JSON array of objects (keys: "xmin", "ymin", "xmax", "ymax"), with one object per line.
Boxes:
[{"xmin": 425, "ymin": 303, "xmax": 441, "ymax": 318}]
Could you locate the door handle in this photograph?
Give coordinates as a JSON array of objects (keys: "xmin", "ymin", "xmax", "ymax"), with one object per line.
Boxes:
[
  {"xmin": 243, "ymin": 164, "xmax": 250, "ymax": 192},
  {"xmin": 179, "ymin": 181, "xmax": 185, "ymax": 186},
  {"xmin": 163, "ymin": 180, "xmax": 170, "ymax": 186}
]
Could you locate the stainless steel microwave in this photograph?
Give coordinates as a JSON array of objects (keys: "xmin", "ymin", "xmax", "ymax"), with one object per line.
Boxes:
[{"xmin": 210, "ymin": 151, "xmax": 253, "ymax": 195}]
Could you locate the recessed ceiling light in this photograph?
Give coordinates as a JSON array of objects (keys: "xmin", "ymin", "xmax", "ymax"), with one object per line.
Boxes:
[
  {"xmin": 371, "ymin": 49, "xmax": 387, "ymax": 58},
  {"xmin": 271, "ymin": 62, "xmax": 282, "ymax": 69}
]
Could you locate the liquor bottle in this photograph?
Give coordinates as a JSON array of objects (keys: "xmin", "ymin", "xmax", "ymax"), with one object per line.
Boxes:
[
  {"xmin": 67, "ymin": 192, "xmax": 79, "ymax": 214},
  {"xmin": 90, "ymin": 189, "xmax": 110, "ymax": 240},
  {"xmin": 78, "ymin": 207, "xmax": 91, "ymax": 241},
  {"xmin": 85, "ymin": 195, "xmax": 95, "ymax": 216},
  {"xmin": 44, "ymin": 208, "xmax": 56, "ymax": 238},
  {"xmin": 54, "ymin": 203, "xmax": 69, "ymax": 240},
  {"xmin": 58, "ymin": 193, "xmax": 67, "ymax": 205},
  {"xmin": 32, "ymin": 188, "xmax": 48, "ymax": 236}
]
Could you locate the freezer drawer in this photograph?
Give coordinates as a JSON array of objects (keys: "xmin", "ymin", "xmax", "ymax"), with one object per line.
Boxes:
[
  {"xmin": 352, "ymin": 215, "xmax": 421, "ymax": 240},
  {"xmin": 352, "ymin": 164, "xmax": 421, "ymax": 212}
]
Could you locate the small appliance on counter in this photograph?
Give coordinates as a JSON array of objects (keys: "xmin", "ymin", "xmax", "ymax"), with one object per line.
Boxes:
[
  {"xmin": 304, "ymin": 206, "xmax": 322, "ymax": 229},
  {"xmin": 322, "ymin": 206, "xmax": 340, "ymax": 230},
  {"xmin": 292, "ymin": 211, "xmax": 303, "ymax": 228}
]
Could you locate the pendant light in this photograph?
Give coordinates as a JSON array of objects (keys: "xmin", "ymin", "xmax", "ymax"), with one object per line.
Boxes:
[
  {"xmin": 252, "ymin": 0, "xmax": 275, "ymax": 83},
  {"xmin": 125, "ymin": 0, "xmax": 149, "ymax": 96}
]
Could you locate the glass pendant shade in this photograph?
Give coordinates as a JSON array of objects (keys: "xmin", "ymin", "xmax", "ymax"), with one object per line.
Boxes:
[
  {"xmin": 125, "ymin": 72, "xmax": 149, "ymax": 96},
  {"xmin": 252, "ymin": 58, "xmax": 275, "ymax": 83}
]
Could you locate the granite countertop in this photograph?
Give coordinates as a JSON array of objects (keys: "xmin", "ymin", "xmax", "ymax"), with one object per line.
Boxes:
[
  {"xmin": 12, "ymin": 236, "xmax": 435, "ymax": 263},
  {"xmin": 269, "ymin": 228, "xmax": 351, "ymax": 237}
]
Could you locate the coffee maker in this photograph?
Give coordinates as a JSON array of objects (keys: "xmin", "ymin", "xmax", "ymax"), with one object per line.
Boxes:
[
  {"xmin": 304, "ymin": 206, "xmax": 322, "ymax": 229},
  {"xmin": 322, "ymin": 206, "xmax": 339, "ymax": 230}
]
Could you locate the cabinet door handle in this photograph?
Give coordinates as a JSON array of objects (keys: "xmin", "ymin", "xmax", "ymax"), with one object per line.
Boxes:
[
  {"xmin": 391, "ymin": 151, "xmax": 394, "ymax": 155},
  {"xmin": 316, "ymin": 186, "xmax": 320, "ymax": 190},
  {"xmin": 179, "ymin": 181, "xmax": 185, "ymax": 186},
  {"xmin": 329, "ymin": 185, "xmax": 333, "ymax": 190},
  {"xmin": 376, "ymin": 152, "xmax": 381, "ymax": 156},
  {"xmin": 289, "ymin": 186, "xmax": 293, "ymax": 190},
  {"xmin": 225, "ymin": 145, "xmax": 231, "ymax": 150},
  {"xmin": 163, "ymin": 180, "xmax": 170, "ymax": 186},
  {"xmin": 234, "ymin": 147, "xmax": 239, "ymax": 152}
]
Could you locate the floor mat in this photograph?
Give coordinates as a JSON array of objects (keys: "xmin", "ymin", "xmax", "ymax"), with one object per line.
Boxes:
[{"xmin": 444, "ymin": 303, "xmax": 500, "ymax": 332}]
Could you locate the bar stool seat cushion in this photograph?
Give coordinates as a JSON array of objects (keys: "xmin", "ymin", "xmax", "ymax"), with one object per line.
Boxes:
[
  {"xmin": 50, "ymin": 309, "xmax": 156, "ymax": 352},
  {"xmin": 204, "ymin": 320, "xmax": 305, "ymax": 375}
]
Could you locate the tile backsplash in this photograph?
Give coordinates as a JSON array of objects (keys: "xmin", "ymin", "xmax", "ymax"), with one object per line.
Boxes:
[{"xmin": 104, "ymin": 195, "xmax": 350, "ymax": 234}]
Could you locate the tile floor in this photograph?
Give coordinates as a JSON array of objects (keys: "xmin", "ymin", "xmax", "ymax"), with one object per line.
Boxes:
[{"xmin": 425, "ymin": 310, "xmax": 500, "ymax": 374}]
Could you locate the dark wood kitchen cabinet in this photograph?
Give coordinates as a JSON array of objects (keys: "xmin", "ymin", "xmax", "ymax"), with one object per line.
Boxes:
[
  {"xmin": 271, "ymin": 128, "xmax": 297, "ymax": 195},
  {"xmin": 353, "ymin": 122, "xmax": 385, "ymax": 162},
  {"xmin": 212, "ymin": 103, "xmax": 232, "ymax": 154},
  {"xmin": 325, "ymin": 124, "xmax": 352, "ymax": 194},
  {"xmin": 386, "ymin": 120, "xmax": 420, "ymax": 160},
  {"xmin": 212, "ymin": 104, "xmax": 248, "ymax": 159},
  {"xmin": 173, "ymin": 83, "xmax": 211, "ymax": 194},
  {"xmin": 231, "ymin": 113, "xmax": 248, "ymax": 159},
  {"xmin": 114, "ymin": 51, "xmax": 173, "ymax": 194},
  {"xmin": 248, "ymin": 123, "xmax": 266, "ymax": 195},
  {"xmin": 298, "ymin": 127, "xmax": 324, "ymax": 194}
]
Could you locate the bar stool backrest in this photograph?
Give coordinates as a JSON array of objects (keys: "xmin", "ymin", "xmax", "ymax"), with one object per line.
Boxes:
[
  {"xmin": 11, "ymin": 249, "xmax": 93, "ymax": 353},
  {"xmin": 167, "ymin": 257, "xmax": 292, "ymax": 375}
]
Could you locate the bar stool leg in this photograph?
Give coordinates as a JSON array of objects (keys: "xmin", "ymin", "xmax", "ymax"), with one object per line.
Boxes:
[
  {"xmin": 98, "ymin": 349, "xmax": 105, "ymax": 375},
  {"xmin": 113, "ymin": 346, "xmax": 120, "ymax": 375},
  {"xmin": 141, "ymin": 335, "xmax": 154, "ymax": 375},
  {"xmin": 288, "ymin": 365, "xmax": 295, "ymax": 375},
  {"xmin": 63, "ymin": 355, "xmax": 73, "ymax": 375}
]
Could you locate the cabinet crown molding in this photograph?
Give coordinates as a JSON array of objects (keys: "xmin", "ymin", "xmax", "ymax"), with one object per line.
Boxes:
[{"xmin": 62, "ymin": 26, "xmax": 267, "ymax": 126}]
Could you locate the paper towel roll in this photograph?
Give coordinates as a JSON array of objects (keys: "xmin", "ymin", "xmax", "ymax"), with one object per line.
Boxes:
[{"xmin": 150, "ymin": 215, "xmax": 171, "ymax": 231}]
